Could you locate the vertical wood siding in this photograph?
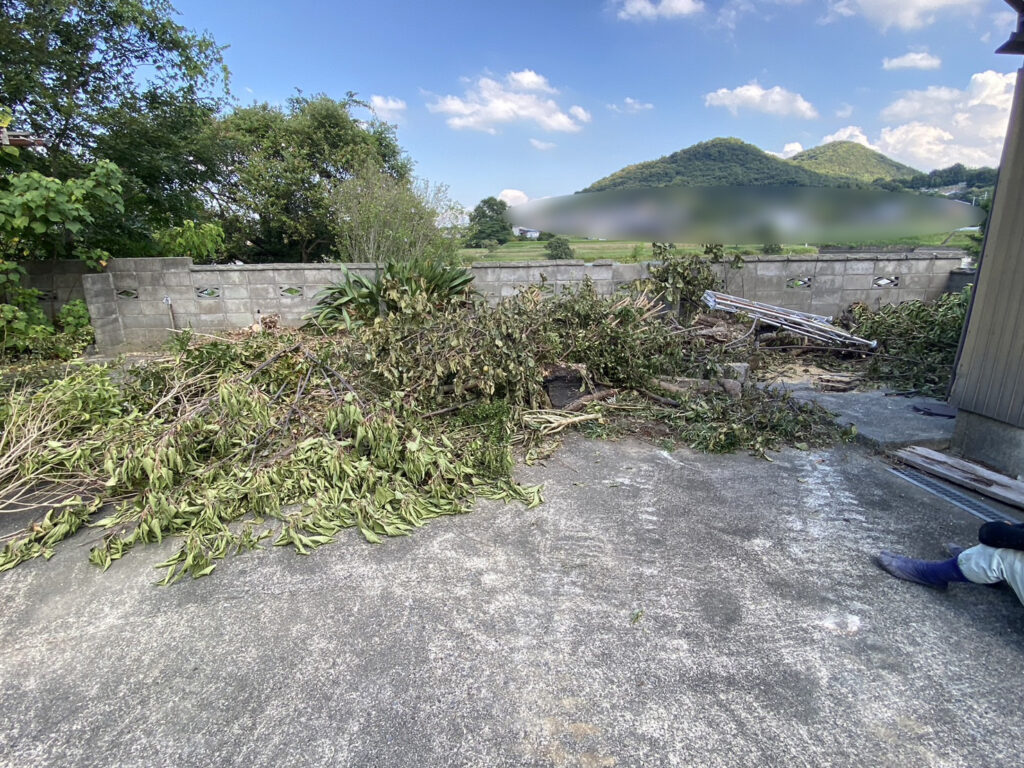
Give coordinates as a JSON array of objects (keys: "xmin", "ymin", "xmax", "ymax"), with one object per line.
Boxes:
[{"xmin": 951, "ymin": 67, "xmax": 1024, "ymax": 428}]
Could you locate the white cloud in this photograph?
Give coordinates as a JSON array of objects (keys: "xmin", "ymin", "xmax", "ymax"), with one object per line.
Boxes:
[
  {"xmin": 370, "ymin": 95, "xmax": 407, "ymax": 122},
  {"xmin": 607, "ymin": 96, "xmax": 655, "ymax": 113},
  {"xmin": 714, "ymin": 0, "xmax": 807, "ymax": 30},
  {"xmin": 835, "ymin": 103, "xmax": 854, "ymax": 118},
  {"xmin": 768, "ymin": 141, "xmax": 807, "ymax": 158},
  {"xmin": 616, "ymin": 0, "xmax": 704, "ymax": 21},
  {"xmin": 779, "ymin": 141, "xmax": 804, "ymax": 158},
  {"xmin": 825, "ymin": 0, "xmax": 984, "ymax": 30},
  {"xmin": 822, "ymin": 125, "xmax": 876, "ymax": 147},
  {"xmin": 569, "ymin": 105, "xmax": 592, "ymax": 123},
  {"xmin": 883, "ymin": 51, "xmax": 942, "ymax": 70},
  {"xmin": 427, "ymin": 71, "xmax": 591, "ymax": 134},
  {"xmin": 880, "ymin": 71, "xmax": 1014, "ymax": 124},
  {"xmin": 505, "ymin": 69, "xmax": 557, "ymax": 93},
  {"xmin": 498, "ymin": 189, "xmax": 530, "ymax": 207},
  {"xmin": 876, "ymin": 123, "xmax": 960, "ymax": 163},
  {"xmin": 993, "ymin": 9, "xmax": 1017, "ymax": 27},
  {"xmin": 529, "ymin": 138, "xmax": 557, "ymax": 150},
  {"xmin": 704, "ymin": 82, "xmax": 818, "ymax": 119},
  {"xmin": 874, "ymin": 71, "xmax": 1015, "ymax": 168},
  {"xmin": 811, "ymin": 71, "xmax": 1014, "ymax": 169},
  {"xmin": 880, "ymin": 86, "xmax": 962, "ymax": 123}
]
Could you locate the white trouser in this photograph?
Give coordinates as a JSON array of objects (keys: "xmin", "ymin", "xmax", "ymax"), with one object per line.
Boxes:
[{"xmin": 958, "ymin": 544, "xmax": 1024, "ymax": 606}]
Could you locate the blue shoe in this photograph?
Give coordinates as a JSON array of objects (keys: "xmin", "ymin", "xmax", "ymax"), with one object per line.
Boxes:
[{"xmin": 875, "ymin": 551, "xmax": 959, "ymax": 590}]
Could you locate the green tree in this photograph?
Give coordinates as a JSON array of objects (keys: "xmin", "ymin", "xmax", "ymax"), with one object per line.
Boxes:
[
  {"xmin": 466, "ymin": 197, "xmax": 511, "ymax": 247},
  {"xmin": 331, "ymin": 167, "xmax": 461, "ymax": 266},
  {"xmin": 544, "ymin": 236, "xmax": 574, "ymax": 260},
  {"xmin": 89, "ymin": 90, "xmax": 226, "ymax": 255},
  {"xmin": 212, "ymin": 95, "xmax": 412, "ymax": 262},
  {"xmin": 0, "ymin": 0, "xmax": 228, "ymax": 255},
  {"xmin": 0, "ymin": 0, "xmax": 226, "ymax": 169}
]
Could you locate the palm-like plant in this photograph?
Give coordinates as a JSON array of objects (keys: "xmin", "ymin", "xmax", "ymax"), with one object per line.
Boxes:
[{"xmin": 304, "ymin": 258, "xmax": 475, "ymax": 330}]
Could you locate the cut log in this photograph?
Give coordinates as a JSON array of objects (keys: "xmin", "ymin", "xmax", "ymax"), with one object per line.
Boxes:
[{"xmin": 893, "ymin": 446, "xmax": 1024, "ymax": 510}]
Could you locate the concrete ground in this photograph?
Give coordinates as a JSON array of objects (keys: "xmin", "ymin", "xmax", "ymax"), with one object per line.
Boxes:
[
  {"xmin": 780, "ymin": 383, "xmax": 956, "ymax": 451},
  {"xmin": 2, "ymin": 436, "xmax": 1023, "ymax": 767}
]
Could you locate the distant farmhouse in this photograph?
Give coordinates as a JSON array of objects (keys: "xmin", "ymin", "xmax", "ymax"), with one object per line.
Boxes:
[{"xmin": 512, "ymin": 226, "xmax": 540, "ymax": 240}]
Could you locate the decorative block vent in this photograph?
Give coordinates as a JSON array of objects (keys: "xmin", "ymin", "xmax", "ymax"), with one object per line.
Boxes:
[
  {"xmin": 786, "ymin": 277, "xmax": 813, "ymax": 289},
  {"xmin": 872, "ymin": 276, "xmax": 900, "ymax": 288},
  {"xmin": 116, "ymin": 289, "xmax": 139, "ymax": 300},
  {"xmin": 279, "ymin": 285, "xmax": 304, "ymax": 298},
  {"xmin": 195, "ymin": 286, "xmax": 221, "ymax": 299}
]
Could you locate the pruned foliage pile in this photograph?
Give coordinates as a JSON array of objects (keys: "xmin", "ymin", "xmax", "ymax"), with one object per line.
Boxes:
[
  {"xmin": 0, "ymin": 280, "xmax": 836, "ymax": 582},
  {"xmin": 846, "ymin": 287, "xmax": 970, "ymax": 397}
]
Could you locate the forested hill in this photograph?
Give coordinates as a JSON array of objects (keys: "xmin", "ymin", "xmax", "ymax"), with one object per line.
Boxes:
[
  {"xmin": 787, "ymin": 141, "xmax": 919, "ymax": 183},
  {"xmin": 581, "ymin": 138, "xmax": 941, "ymax": 193},
  {"xmin": 582, "ymin": 138, "xmax": 836, "ymax": 192}
]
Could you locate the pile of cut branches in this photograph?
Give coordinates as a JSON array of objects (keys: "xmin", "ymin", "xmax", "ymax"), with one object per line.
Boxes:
[
  {"xmin": 844, "ymin": 288, "xmax": 970, "ymax": 398},
  {"xmin": 0, "ymin": 280, "xmax": 837, "ymax": 582}
]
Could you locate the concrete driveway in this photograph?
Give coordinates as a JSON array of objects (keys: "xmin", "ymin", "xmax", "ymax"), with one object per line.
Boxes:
[{"xmin": 2, "ymin": 436, "xmax": 1022, "ymax": 767}]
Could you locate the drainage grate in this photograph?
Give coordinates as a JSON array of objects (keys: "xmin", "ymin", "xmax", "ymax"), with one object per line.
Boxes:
[{"xmin": 889, "ymin": 466, "xmax": 1022, "ymax": 524}]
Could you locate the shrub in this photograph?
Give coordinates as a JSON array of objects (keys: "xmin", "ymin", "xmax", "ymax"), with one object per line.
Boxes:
[
  {"xmin": 647, "ymin": 243, "xmax": 742, "ymax": 319},
  {"xmin": 305, "ymin": 258, "xmax": 475, "ymax": 329},
  {"xmin": 332, "ymin": 170, "xmax": 463, "ymax": 265},
  {"xmin": 0, "ymin": 263, "xmax": 94, "ymax": 360},
  {"xmin": 56, "ymin": 300, "xmax": 91, "ymax": 334},
  {"xmin": 0, "ymin": 260, "xmax": 51, "ymax": 355},
  {"xmin": 848, "ymin": 288, "xmax": 970, "ymax": 397},
  {"xmin": 544, "ymin": 236, "xmax": 574, "ymax": 260}
]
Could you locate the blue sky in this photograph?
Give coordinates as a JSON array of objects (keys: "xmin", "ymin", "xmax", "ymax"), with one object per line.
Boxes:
[{"xmin": 173, "ymin": 0, "xmax": 1019, "ymax": 208}]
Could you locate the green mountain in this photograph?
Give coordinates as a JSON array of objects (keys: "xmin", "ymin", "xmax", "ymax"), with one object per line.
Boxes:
[
  {"xmin": 787, "ymin": 141, "xmax": 919, "ymax": 183},
  {"xmin": 582, "ymin": 138, "xmax": 839, "ymax": 193}
]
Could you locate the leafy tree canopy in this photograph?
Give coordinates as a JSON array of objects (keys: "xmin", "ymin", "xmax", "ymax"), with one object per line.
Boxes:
[
  {"xmin": 211, "ymin": 94, "xmax": 413, "ymax": 262},
  {"xmin": 466, "ymin": 196, "xmax": 511, "ymax": 247},
  {"xmin": 0, "ymin": 0, "xmax": 227, "ymax": 167},
  {"xmin": 0, "ymin": 0, "xmax": 228, "ymax": 257}
]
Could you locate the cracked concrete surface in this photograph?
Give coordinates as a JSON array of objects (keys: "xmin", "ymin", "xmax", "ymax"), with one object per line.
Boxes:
[{"xmin": 1, "ymin": 436, "xmax": 1022, "ymax": 767}]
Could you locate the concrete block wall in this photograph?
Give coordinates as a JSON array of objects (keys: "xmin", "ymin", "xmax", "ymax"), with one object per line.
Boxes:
[
  {"xmin": 20, "ymin": 259, "xmax": 91, "ymax": 322},
  {"xmin": 81, "ymin": 260, "xmax": 377, "ymax": 350},
  {"xmin": 710, "ymin": 249, "xmax": 965, "ymax": 319},
  {"xmin": 471, "ymin": 260, "xmax": 649, "ymax": 301},
  {"xmin": 25, "ymin": 249, "xmax": 966, "ymax": 353}
]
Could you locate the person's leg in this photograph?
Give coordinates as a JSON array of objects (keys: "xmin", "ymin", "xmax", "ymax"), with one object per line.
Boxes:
[
  {"xmin": 957, "ymin": 545, "xmax": 1024, "ymax": 606},
  {"xmin": 875, "ymin": 551, "xmax": 969, "ymax": 589}
]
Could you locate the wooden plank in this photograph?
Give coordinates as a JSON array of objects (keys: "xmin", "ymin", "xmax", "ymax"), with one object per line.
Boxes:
[{"xmin": 894, "ymin": 446, "xmax": 1024, "ymax": 510}]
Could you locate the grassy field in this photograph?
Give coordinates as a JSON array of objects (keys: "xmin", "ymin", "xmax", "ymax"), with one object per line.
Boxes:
[
  {"xmin": 459, "ymin": 240, "xmax": 816, "ymax": 264},
  {"xmin": 459, "ymin": 233, "xmax": 975, "ymax": 264}
]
